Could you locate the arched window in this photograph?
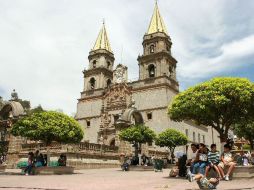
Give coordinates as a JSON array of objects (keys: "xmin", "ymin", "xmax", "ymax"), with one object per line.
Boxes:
[
  {"xmin": 107, "ymin": 61, "xmax": 111, "ymax": 69},
  {"xmin": 107, "ymin": 79, "xmax": 111, "ymax": 87},
  {"xmin": 169, "ymin": 66, "xmax": 173, "ymax": 77},
  {"xmin": 90, "ymin": 77, "xmax": 96, "ymax": 89},
  {"xmin": 92, "ymin": 60, "xmax": 97, "ymax": 68},
  {"xmin": 166, "ymin": 45, "xmax": 170, "ymax": 52},
  {"xmin": 150, "ymin": 45, "xmax": 155, "ymax": 53},
  {"xmin": 148, "ymin": 64, "xmax": 155, "ymax": 78}
]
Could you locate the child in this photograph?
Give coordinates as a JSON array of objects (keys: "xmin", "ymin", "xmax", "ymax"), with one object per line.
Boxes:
[
  {"xmin": 218, "ymin": 144, "xmax": 236, "ymax": 181},
  {"xmin": 205, "ymin": 144, "xmax": 222, "ymax": 179},
  {"xmin": 188, "ymin": 173, "xmax": 219, "ymax": 189}
]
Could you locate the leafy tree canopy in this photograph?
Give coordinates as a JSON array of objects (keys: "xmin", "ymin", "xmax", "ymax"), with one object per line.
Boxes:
[
  {"xmin": 119, "ymin": 124, "xmax": 156, "ymax": 144},
  {"xmin": 233, "ymin": 121, "xmax": 254, "ymax": 150},
  {"xmin": 11, "ymin": 111, "xmax": 84, "ymax": 145},
  {"xmin": 168, "ymin": 77, "xmax": 254, "ymax": 142},
  {"xmin": 155, "ymin": 128, "xmax": 188, "ymax": 149}
]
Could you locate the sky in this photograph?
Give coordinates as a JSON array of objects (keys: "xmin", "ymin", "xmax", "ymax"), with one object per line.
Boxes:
[{"xmin": 0, "ymin": 0, "xmax": 254, "ymax": 115}]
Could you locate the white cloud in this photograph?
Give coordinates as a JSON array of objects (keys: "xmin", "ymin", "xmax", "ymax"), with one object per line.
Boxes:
[
  {"xmin": 178, "ymin": 34, "xmax": 254, "ymax": 80},
  {"xmin": 0, "ymin": 0, "xmax": 254, "ymax": 114}
]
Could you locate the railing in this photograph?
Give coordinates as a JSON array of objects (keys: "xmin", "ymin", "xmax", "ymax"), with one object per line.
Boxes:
[
  {"xmin": 21, "ymin": 142, "xmax": 119, "ymax": 153},
  {"xmin": 148, "ymin": 150, "xmax": 169, "ymax": 158}
]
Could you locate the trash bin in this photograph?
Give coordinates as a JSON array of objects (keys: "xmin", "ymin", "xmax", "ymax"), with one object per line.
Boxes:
[{"xmin": 154, "ymin": 159, "xmax": 163, "ymax": 172}]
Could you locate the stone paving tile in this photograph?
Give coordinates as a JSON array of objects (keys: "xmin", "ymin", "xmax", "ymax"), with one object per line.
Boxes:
[{"xmin": 0, "ymin": 169, "xmax": 254, "ymax": 190}]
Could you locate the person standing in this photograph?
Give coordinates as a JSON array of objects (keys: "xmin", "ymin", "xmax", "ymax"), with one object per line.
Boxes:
[{"xmin": 24, "ymin": 152, "xmax": 34, "ymax": 175}]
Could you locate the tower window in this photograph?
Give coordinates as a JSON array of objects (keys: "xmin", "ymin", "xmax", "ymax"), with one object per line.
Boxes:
[
  {"xmin": 107, "ymin": 61, "xmax": 111, "ymax": 69},
  {"xmin": 185, "ymin": 129, "xmax": 189, "ymax": 137},
  {"xmin": 193, "ymin": 132, "xmax": 196, "ymax": 142},
  {"xmin": 198, "ymin": 133, "xmax": 200, "ymax": 143},
  {"xmin": 166, "ymin": 45, "xmax": 170, "ymax": 52},
  {"xmin": 90, "ymin": 77, "xmax": 96, "ymax": 89},
  {"xmin": 107, "ymin": 79, "xmax": 111, "ymax": 88},
  {"xmin": 150, "ymin": 45, "xmax": 155, "ymax": 53},
  {"xmin": 169, "ymin": 66, "xmax": 173, "ymax": 77},
  {"xmin": 203, "ymin": 135, "xmax": 205, "ymax": 144},
  {"xmin": 86, "ymin": 120, "xmax": 91, "ymax": 127},
  {"xmin": 147, "ymin": 112, "xmax": 152, "ymax": 120},
  {"xmin": 148, "ymin": 64, "xmax": 155, "ymax": 78},
  {"xmin": 93, "ymin": 60, "xmax": 97, "ymax": 68}
]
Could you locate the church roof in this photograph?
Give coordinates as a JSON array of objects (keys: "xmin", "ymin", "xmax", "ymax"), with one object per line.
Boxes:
[
  {"xmin": 147, "ymin": 2, "xmax": 168, "ymax": 35},
  {"xmin": 92, "ymin": 22, "xmax": 112, "ymax": 53}
]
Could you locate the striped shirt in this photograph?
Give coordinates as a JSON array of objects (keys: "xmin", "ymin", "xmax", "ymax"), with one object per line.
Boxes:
[{"xmin": 208, "ymin": 151, "xmax": 220, "ymax": 164}]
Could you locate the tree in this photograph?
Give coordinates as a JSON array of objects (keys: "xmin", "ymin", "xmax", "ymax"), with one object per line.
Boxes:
[
  {"xmin": 0, "ymin": 96, "xmax": 4, "ymax": 110},
  {"xmin": 155, "ymin": 129, "xmax": 188, "ymax": 162},
  {"xmin": 11, "ymin": 111, "xmax": 84, "ymax": 165},
  {"xmin": 27, "ymin": 105, "xmax": 44, "ymax": 115},
  {"xmin": 233, "ymin": 121, "xmax": 254, "ymax": 150},
  {"xmin": 168, "ymin": 77, "xmax": 254, "ymax": 143},
  {"xmin": 119, "ymin": 124, "xmax": 156, "ymax": 157}
]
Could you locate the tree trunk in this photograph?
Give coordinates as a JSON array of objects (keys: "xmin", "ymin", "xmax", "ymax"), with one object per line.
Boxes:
[
  {"xmin": 249, "ymin": 138, "xmax": 254, "ymax": 151},
  {"xmin": 169, "ymin": 146, "xmax": 175, "ymax": 164},
  {"xmin": 46, "ymin": 146, "xmax": 50, "ymax": 166},
  {"xmin": 219, "ymin": 133, "xmax": 228, "ymax": 152}
]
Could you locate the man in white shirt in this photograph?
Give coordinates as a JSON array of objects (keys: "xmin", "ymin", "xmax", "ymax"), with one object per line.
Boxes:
[{"xmin": 186, "ymin": 144, "xmax": 199, "ymax": 174}]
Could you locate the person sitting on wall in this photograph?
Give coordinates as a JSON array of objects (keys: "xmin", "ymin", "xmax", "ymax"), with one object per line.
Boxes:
[
  {"xmin": 218, "ymin": 144, "xmax": 236, "ymax": 181},
  {"xmin": 43, "ymin": 154, "xmax": 47, "ymax": 166},
  {"xmin": 141, "ymin": 154, "xmax": 148, "ymax": 166},
  {"xmin": 193, "ymin": 143, "xmax": 208, "ymax": 175},
  {"xmin": 34, "ymin": 150, "xmax": 44, "ymax": 167},
  {"xmin": 186, "ymin": 143, "xmax": 199, "ymax": 174},
  {"xmin": 250, "ymin": 153, "xmax": 254, "ymax": 165},
  {"xmin": 122, "ymin": 155, "xmax": 131, "ymax": 171},
  {"xmin": 58, "ymin": 154, "xmax": 67, "ymax": 166},
  {"xmin": 205, "ymin": 144, "xmax": 222, "ymax": 179}
]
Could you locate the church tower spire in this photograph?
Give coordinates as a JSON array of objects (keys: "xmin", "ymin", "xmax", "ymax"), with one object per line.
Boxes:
[
  {"xmin": 92, "ymin": 21, "xmax": 112, "ymax": 53},
  {"xmin": 147, "ymin": 1, "xmax": 168, "ymax": 35},
  {"xmin": 137, "ymin": 2, "xmax": 178, "ymax": 89},
  {"xmin": 83, "ymin": 22, "xmax": 115, "ymax": 92}
]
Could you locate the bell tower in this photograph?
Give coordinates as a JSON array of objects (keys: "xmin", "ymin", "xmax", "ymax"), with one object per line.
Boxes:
[
  {"xmin": 83, "ymin": 22, "xmax": 115, "ymax": 91},
  {"xmin": 138, "ymin": 2, "xmax": 177, "ymax": 82}
]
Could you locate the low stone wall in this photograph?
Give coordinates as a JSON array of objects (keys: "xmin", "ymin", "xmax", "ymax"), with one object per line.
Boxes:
[
  {"xmin": 232, "ymin": 166, "xmax": 254, "ymax": 179},
  {"xmin": 16, "ymin": 151, "xmax": 120, "ymax": 170}
]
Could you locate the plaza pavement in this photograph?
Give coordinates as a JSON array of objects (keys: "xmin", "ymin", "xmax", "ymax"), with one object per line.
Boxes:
[{"xmin": 0, "ymin": 168, "xmax": 254, "ymax": 190}]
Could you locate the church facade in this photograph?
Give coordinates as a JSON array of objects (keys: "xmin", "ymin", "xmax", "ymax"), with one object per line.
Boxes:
[{"xmin": 75, "ymin": 3, "xmax": 220, "ymax": 152}]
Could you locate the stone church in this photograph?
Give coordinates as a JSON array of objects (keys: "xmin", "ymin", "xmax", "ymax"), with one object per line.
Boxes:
[{"xmin": 75, "ymin": 3, "xmax": 220, "ymax": 153}]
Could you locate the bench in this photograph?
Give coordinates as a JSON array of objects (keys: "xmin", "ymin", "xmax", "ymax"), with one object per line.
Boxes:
[{"xmin": 20, "ymin": 166, "xmax": 74, "ymax": 175}]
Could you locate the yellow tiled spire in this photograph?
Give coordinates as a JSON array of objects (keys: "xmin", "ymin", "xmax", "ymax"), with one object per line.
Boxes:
[
  {"xmin": 92, "ymin": 21, "xmax": 112, "ymax": 53},
  {"xmin": 147, "ymin": 1, "xmax": 168, "ymax": 35}
]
